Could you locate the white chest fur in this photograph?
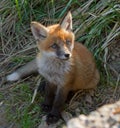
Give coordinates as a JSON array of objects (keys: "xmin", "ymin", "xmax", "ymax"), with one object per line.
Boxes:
[{"xmin": 36, "ymin": 55, "xmax": 72, "ymax": 86}]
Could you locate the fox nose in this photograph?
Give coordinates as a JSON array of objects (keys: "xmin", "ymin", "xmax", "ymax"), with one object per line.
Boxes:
[{"xmin": 64, "ymin": 53, "xmax": 70, "ymax": 58}]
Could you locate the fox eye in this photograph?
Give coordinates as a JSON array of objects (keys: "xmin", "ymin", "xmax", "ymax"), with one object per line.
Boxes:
[
  {"xmin": 51, "ymin": 43, "xmax": 58, "ymax": 49},
  {"xmin": 66, "ymin": 40, "xmax": 71, "ymax": 45}
]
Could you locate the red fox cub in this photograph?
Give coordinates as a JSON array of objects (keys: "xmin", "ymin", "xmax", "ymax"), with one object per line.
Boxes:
[{"xmin": 7, "ymin": 12, "xmax": 100, "ymax": 124}]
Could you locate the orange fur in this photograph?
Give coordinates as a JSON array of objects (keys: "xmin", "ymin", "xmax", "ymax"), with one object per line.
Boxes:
[
  {"xmin": 65, "ymin": 42, "xmax": 100, "ymax": 91},
  {"xmin": 37, "ymin": 24, "xmax": 99, "ymax": 91}
]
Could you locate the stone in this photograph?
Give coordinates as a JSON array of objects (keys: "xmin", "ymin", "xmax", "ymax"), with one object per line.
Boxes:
[{"xmin": 67, "ymin": 101, "xmax": 120, "ymax": 128}]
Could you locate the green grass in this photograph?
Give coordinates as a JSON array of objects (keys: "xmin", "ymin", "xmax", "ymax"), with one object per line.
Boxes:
[
  {"xmin": 5, "ymin": 83, "xmax": 43, "ymax": 128},
  {"xmin": 11, "ymin": 56, "xmax": 34, "ymax": 63},
  {"xmin": 0, "ymin": 0, "xmax": 120, "ymax": 127}
]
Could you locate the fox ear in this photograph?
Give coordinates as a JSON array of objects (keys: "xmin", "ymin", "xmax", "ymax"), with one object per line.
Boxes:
[
  {"xmin": 60, "ymin": 11, "xmax": 72, "ymax": 31},
  {"xmin": 31, "ymin": 22, "xmax": 48, "ymax": 41}
]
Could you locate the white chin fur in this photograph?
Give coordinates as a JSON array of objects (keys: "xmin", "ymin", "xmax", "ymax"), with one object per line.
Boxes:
[{"xmin": 7, "ymin": 72, "xmax": 20, "ymax": 81}]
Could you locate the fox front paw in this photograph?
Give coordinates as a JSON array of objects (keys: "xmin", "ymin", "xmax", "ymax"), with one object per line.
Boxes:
[
  {"xmin": 46, "ymin": 112, "xmax": 61, "ymax": 124},
  {"xmin": 41, "ymin": 103, "xmax": 52, "ymax": 112}
]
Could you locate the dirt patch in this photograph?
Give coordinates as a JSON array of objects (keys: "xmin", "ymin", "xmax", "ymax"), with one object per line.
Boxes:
[
  {"xmin": 108, "ymin": 40, "xmax": 120, "ymax": 79},
  {"xmin": 0, "ymin": 101, "xmax": 17, "ymax": 128}
]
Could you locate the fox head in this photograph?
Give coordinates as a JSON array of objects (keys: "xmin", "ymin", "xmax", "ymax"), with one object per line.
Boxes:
[{"xmin": 31, "ymin": 12, "xmax": 74, "ymax": 60}]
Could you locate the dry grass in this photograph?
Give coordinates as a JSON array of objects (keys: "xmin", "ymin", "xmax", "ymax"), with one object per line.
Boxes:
[{"xmin": 0, "ymin": 0, "xmax": 120, "ymax": 127}]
